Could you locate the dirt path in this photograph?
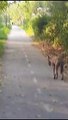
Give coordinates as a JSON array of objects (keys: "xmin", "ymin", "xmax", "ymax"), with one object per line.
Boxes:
[{"xmin": 0, "ymin": 25, "xmax": 68, "ymax": 118}]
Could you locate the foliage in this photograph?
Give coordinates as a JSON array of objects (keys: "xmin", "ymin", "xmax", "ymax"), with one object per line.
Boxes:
[
  {"xmin": 32, "ymin": 15, "xmax": 50, "ymax": 39},
  {"xmin": 43, "ymin": 22, "xmax": 56, "ymax": 42},
  {"xmin": 0, "ymin": 20, "xmax": 10, "ymax": 39},
  {"xmin": 42, "ymin": 1, "xmax": 68, "ymax": 50},
  {"xmin": 0, "ymin": 40, "xmax": 6, "ymax": 57},
  {"xmin": 0, "ymin": 27, "xmax": 9, "ymax": 39},
  {"xmin": 6, "ymin": 1, "xmax": 48, "ymax": 35},
  {"xmin": 0, "ymin": 1, "xmax": 10, "ymax": 39},
  {"xmin": 0, "ymin": 1, "xmax": 8, "ymax": 14},
  {"xmin": 61, "ymin": 19, "xmax": 68, "ymax": 49},
  {"xmin": 0, "ymin": 1, "xmax": 68, "ymax": 51}
]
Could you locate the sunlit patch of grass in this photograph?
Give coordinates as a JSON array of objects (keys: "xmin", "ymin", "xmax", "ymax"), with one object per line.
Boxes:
[
  {"xmin": 26, "ymin": 27, "xmax": 34, "ymax": 36},
  {"xmin": 0, "ymin": 40, "xmax": 6, "ymax": 57},
  {"xmin": 20, "ymin": 25, "xmax": 34, "ymax": 36}
]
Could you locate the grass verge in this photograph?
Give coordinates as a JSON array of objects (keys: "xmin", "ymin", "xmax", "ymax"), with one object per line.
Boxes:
[{"xmin": 0, "ymin": 40, "xmax": 6, "ymax": 57}]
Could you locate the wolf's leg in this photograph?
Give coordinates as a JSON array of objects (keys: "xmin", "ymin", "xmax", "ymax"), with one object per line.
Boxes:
[
  {"xmin": 53, "ymin": 64, "xmax": 55, "ymax": 79},
  {"xmin": 61, "ymin": 73, "xmax": 64, "ymax": 80},
  {"xmin": 48, "ymin": 56, "xmax": 51, "ymax": 66},
  {"xmin": 55, "ymin": 70, "xmax": 58, "ymax": 79},
  {"xmin": 55, "ymin": 64, "xmax": 59, "ymax": 79}
]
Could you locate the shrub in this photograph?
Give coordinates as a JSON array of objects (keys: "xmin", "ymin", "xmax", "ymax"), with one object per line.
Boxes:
[
  {"xmin": 32, "ymin": 15, "xmax": 50, "ymax": 39},
  {"xmin": 0, "ymin": 26, "xmax": 10, "ymax": 39}
]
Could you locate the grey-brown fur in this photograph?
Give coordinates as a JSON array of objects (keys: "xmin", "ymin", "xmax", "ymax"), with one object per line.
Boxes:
[{"xmin": 48, "ymin": 53, "xmax": 65, "ymax": 80}]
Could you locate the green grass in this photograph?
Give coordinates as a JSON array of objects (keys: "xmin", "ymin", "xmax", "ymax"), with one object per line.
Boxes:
[
  {"xmin": 0, "ymin": 26, "xmax": 10, "ymax": 39},
  {"xmin": 0, "ymin": 26, "xmax": 10, "ymax": 57},
  {"xmin": 0, "ymin": 40, "xmax": 6, "ymax": 57},
  {"xmin": 26, "ymin": 27, "xmax": 34, "ymax": 36}
]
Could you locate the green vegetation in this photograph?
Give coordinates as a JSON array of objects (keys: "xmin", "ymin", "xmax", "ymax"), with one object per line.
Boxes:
[
  {"xmin": 0, "ymin": 1, "xmax": 68, "ymax": 55},
  {"xmin": 0, "ymin": 40, "xmax": 6, "ymax": 57},
  {"xmin": 0, "ymin": 23, "xmax": 10, "ymax": 39},
  {"xmin": 31, "ymin": 1, "xmax": 68, "ymax": 51},
  {"xmin": 32, "ymin": 15, "xmax": 50, "ymax": 40},
  {"xmin": 0, "ymin": 1, "xmax": 10, "ymax": 57}
]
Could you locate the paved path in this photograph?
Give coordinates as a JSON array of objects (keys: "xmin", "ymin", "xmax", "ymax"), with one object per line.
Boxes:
[{"xmin": 0, "ymin": 25, "xmax": 68, "ymax": 118}]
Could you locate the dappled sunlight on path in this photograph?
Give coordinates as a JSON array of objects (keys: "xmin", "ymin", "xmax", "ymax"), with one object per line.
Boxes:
[{"xmin": 8, "ymin": 25, "xmax": 32, "ymax": 42}]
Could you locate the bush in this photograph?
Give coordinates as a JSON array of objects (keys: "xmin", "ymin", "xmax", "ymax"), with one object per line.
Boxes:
[
  {"xmin": 32, "ymin": 15, "xmax": 50, "ymax": 39},
  {"xmin": 61, "ymin": 20, "xmax": 68, "ymax": 50},
  {"xmin": 43, "ymin": 22, "xmax": 57, "ymax": 43},
  {"xmin": 0, "ymin": 25, "xmax": 10, "ymax": 39},
  {"xmin": 26, "ymin": 25, "xmax": 34, "ymax": 36},
  {"xmin": 0, "ymin": 40, "xmax": 5, "ymax": 57}
]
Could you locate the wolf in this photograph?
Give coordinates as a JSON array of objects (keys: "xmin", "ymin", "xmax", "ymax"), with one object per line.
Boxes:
[{"xmin": 48, "ymin": 53, "xmax": 65, "ymax": 80}]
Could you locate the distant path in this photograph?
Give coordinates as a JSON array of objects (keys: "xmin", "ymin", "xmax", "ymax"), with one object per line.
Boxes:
[{"xmin": 0, "ymin": 25, "xmax": 68, "ymax": 118}]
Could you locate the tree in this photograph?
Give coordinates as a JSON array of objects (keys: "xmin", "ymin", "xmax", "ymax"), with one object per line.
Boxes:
[
  {"xmin": 32, "ymin": 15, "xmax": 50, "ymax": 40},
  {"xmin": 0, "ymin": 1, "xmax": 8, "ymax": 14},
  {"xmin": 44, "ymin": 1, "xmax": 68, "ymax": 49}
]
